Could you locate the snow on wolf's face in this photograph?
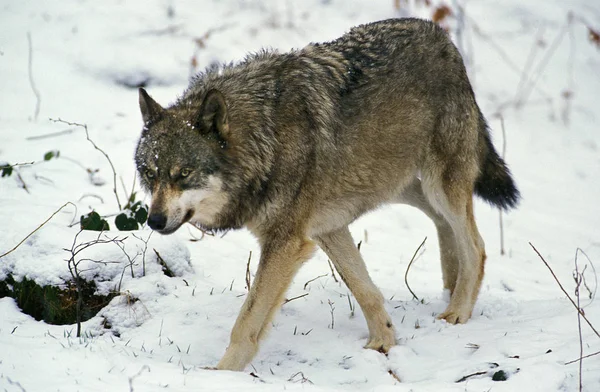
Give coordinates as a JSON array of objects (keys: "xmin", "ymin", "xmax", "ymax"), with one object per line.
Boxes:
[{"xmin": 135, "ymin": 89, "xmax": 230, "ymax": 235}]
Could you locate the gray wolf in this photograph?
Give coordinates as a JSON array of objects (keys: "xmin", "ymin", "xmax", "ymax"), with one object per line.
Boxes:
[{"xmin": 134, "ymin": 18, "xmax": 519, "ymax": 371}]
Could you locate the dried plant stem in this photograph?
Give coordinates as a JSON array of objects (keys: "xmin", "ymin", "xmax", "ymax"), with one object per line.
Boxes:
[
  {"xmin": 283, "ymin": 293, "xmax": 309, "ymax": 305},
  {"xmin": 574, "ymin": 254, "xmax": 583, "ymax": 392},
  {"xmin": 0, "ymin": 202, "xmax": 75, "ymax": 259},
  {"xmin": 49, "ymin": 118, "xmax": 122, "ymax": 210},
  {"xmin": 529, "ymin": 243, "xmax": 599, "ymax": 338},
  {"xmin": 499, "ymin": 116, "xmax": 507, "ymax": 255},
  {"xmin": 405, "ymin": 237, "xmax": 427, "ymax": 301},
  {"xmin": 245, "ymin": 251, "xmax": 252, "ymax": 291},
  {"xmin": 327, "ymin": 258, "xmax": 339, "ymax": 283},
  {"xmin": 303, "ymin": 274, "xmax": 327, "ymax": 290},
  {"xmin": 565, "ymin": 350, "xmax": 600, "ymax": 365},
  {"xmin": 515, "ymin": 19, "xmax": 569, "ymax": 107},
  {"xmin": 388, "ymin": 369, "xmax": 402, "ymax": 383},
  {"xmin": 27, "ymin": 32, "xmax": 41, "ymax": 121}
]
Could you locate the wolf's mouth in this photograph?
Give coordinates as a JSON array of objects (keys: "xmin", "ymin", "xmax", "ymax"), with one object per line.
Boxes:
[{"xmin": 183, "ymin": 209, "xmax": 194, "ymax": 223}]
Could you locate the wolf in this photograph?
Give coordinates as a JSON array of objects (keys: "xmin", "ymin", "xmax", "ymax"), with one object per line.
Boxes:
[{"xmin": 135, "ymin": 18, "xmax": 519, "ymax": 371}]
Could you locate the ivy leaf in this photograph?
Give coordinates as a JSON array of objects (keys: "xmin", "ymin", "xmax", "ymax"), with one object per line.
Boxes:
[
  {"xmin": 44, "ymin": 150, "xmax": 60, "ymax": 161},
  {"xmin": 134, "ymin": 206, "xmax": 148, "ymax": 225},
  {"xmin": 80, "ymin": 211, "xmax": 110, "ymax": 231},
  {"xmin": 1, "ymin": 165, "xmax": 13, "ymax": 177},
  {"xmin": 115, "ymin": 213, "xmax": 139, "ymax": 231}
]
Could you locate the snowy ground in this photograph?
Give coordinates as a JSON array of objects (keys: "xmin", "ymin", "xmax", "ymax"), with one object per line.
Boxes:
[{"xmin": 1, "ymin": 0, "xmax": 600, "ymax": 391}]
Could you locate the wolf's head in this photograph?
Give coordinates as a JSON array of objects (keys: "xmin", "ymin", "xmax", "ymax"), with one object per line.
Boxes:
[{"xmin": 134, "ymin": 88, "xmax": 231, "ymax": 235}]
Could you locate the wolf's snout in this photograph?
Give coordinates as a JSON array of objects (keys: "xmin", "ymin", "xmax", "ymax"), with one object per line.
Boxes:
[{"xmin": 147, "ymin": 213, "xmax": 167, "ymax": 231}]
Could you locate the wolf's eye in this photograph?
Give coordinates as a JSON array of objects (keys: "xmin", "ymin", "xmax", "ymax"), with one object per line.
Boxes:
[
  {"xmin": 145, "ymin": 169, "xmax": 156, "ymax": 179},
  {"xmin": 180, "ymin": 168, "xmax": 191, "ymax": 178}
]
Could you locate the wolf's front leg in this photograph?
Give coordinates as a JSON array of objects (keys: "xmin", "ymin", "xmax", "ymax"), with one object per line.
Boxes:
[{"xmin": 216, "ymin": 237, "xmax": 316, "ymax": 371}]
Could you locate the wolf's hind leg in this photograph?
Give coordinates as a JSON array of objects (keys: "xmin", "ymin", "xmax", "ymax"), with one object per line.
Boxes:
[
  {"xmin": 422, "ymin": 175, "xmax": 486, "ymax": 324},
  {"xmin": 395, "ymin": 178, "xmax": 460, "ymax": 294},
  {"xmin": 316, "ymin": 226, "xmax": 396, "ymax": 353},
  {"xmin": 216, "ymin": 237, "xmax": 315, "ymax": 371}
]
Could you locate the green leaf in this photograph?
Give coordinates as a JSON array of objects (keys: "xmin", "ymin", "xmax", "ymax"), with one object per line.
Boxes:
[
  {"xmin": 134, "ymin": 206, "xmax": 148, "ymax": 224},
  {"xmin": 492, "ymin": 370, "xmax": 508, "ymax": 382},
  {"xmin": 129, "ymin": 201, "xmax": 141, "ymax": 212},
  {"xmin": 115, "ymin": 213, "xmax": 139, "ymax": 231},
  {"xmin": 43, "ymin": 150, "xmax": 60, "ymax": 161},
  {"xmin": 80, "ymin": 211, "xmax": 110, "ymax": 231},
  {"xmin": 1, "ymin": 165, "xmax": 13, "ymax": 177}
]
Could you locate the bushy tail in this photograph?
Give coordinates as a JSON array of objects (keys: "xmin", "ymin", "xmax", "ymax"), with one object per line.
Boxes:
[{"xmin": 474, "ymin": 124, "xmax": 520, "ymax": 210}]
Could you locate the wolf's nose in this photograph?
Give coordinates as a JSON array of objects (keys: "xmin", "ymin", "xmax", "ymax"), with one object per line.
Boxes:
[{"xmin": 147, "ymin": 213, "xmax": 167, "ymax": 231}]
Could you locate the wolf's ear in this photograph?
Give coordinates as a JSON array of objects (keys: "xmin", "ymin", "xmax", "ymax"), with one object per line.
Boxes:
[
  {"xmin": 139, "ymin": 88, "xmax": 164, "ymax": 125},
  {"xmin": 197, "ymin": 89, "xmax": 229, "ymax": 139}
]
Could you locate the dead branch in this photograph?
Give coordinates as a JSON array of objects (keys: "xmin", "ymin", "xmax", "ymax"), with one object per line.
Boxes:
[
  {"xmin": 283, "ymin": 293, "xmax": 309, "ymax": 305},
  {"xmin": 388, "ymin": 369, "xmax": 402, "ymax": 383},
  {"xmin": 303, "ymin": 274, "xmax": 327, "ymax": 290},
  {"xmin": 0, "ymin": 202, "xmax": 76, "ymax": 259},
  {"xmin": 574, "ymin": 249, "xmax": 583, "ymax": 392},
  {"xmin": 27, "ymin": 32, "xmax": 41, "ymax": 121},
  {"xmin": 49, "ymin": 118, "xmax": 122, "ymax": 210},
  {"xmin": 327, "ymin": 258, "xmax": 339, "ymax": 283},
  {"xmin": 515, "ymin": 17, "xmax": 569, "ymax": 108},
  {"xmin": 529, "ymin": 243, "xmax": 599, "ymax": 338},
  {"xmin": 405, "ymin": 237, "xmax": 427, "ymax": 301},
  {"xmin": 26, "ymin": 128, "xmax": 75, "ymax": 140},
  {"xmin": 328, "ymin": 299, "xmax": 335, "ymax": 329},
  {"xmin": 245, "ymin": 251, "xmax": 252, "ymax": 291},
  {"xmin": 154, "ymin": 249, "xmax": 174, "ymax": 277},
  {"xmin": 498, "ymin": 115, "xmax": 507, "ymax": 255},
  {"xmin": 456, "ymin": 371, "xmax": 488, "ymax": 383},
  {"xmin": 566, "ymin": 350, "xmax": 600, "ymax": 365}
]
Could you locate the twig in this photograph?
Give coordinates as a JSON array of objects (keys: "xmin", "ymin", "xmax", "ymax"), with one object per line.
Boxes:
[
  {"xmin": 154, "ymin": 249, "xmax": 174, "ymax": 277},
  {"xmin": 327, "ymin": 258, "xmax": 339, "ymax": 283},
  {"xmin": 128, "ymin": 365, "xmax": 150, "ymax": 392},
  {"xmin": 5, "ymin": 377, "xmax": 26, "ymax": 392},
  {"xmin": 283, "ymin": 293, "xmax": 309, "ymax": 304},
  {"xmin": 328, "ymin": 299, "xmax": 335, "ymax": 329},
  {"xmin": 515, "ymin": 18, "xmax": 569, "ymax": 108},
  {"xmin": 499, "ymin": 116, "xmax": 506, "ymax": 255},
  {"xmin": 303, "ymin": 274, "xmax": 327, "ymax": 290},
  {"xmin": 574, "ymin": 250, "xmax": 583, "ymax": 392},
  {"xmin": 456, "ymin": 370, "xmax": 488, "ymax": 383},
  {"xmin": 27, "ymin": 32, "xmax": 41, "ymax": 121},
  {"xmin": 388, "ymin": 369, "xmax": 402, "ymax": 383},
  {"xmin": 79, "ymin": 193, "xmax": 105, "ymax": 203},
  {"xmin": 245, "ymin": 251, "xmax": 252, "ymax": 291},
  {"xmin": 288, "ymin": 371, "xmax": 313, "ymax": 384},
  {"xmin": 577, "ymin": 248, "xmax": 597, "ymax": 303},
  {"xmin": 132, "ymin": 232, "xmax": 153, "ymax": 276},
  {"xmin": 565, "ymin": 350, "xmax": 600, "ymax": 365},
  {"xmin": 514, "ymin": 25, "xmax": 545, "ymax": 105},
  {"xmin": 26, "ymin": 128, "xmax": 75, "ymax": 140},
  {"xmin": 49, "ymin": 118, "xmax": 122, "ymax": 210},
  {"xmin": 1, "ymin": 161, "xmax": 35, "ymax": 169},
  {"xmin": 15, "ymin": 169, "xmax": 30, "ymax": 194},
  {"xmin": 529, "ymin": 243, "xmax": 600, "ymax": 338},
  {"xmin": 65, "ymin": 230, "xmax": 125, "ymax": 337},
  {"xmin": 405, "ymin": 237, "xmax": 427, "ymax": 301},
  {"xmin": 0, "ymin": 202, "xmax": 75, "ymax": 259}
]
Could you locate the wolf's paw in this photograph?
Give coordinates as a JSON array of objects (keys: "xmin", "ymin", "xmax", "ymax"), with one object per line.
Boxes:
[
  {"xmin": 364, "ymin": 331, "xmax": 396, "ymax": 354},
  {"xmin": 437, "ymin": 307, "xmax": 472, "ymax": 324}
]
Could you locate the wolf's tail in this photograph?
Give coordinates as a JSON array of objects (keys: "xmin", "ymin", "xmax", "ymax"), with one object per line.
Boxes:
[{"xmin": 474, "ymin": 119, "xmax": 520, "ymax": 210}]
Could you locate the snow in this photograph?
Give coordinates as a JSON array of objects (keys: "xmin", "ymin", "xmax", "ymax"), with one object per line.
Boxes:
[{"xmin": 1, "ymin": 0, "xmax": 599, "ymax": 391}]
